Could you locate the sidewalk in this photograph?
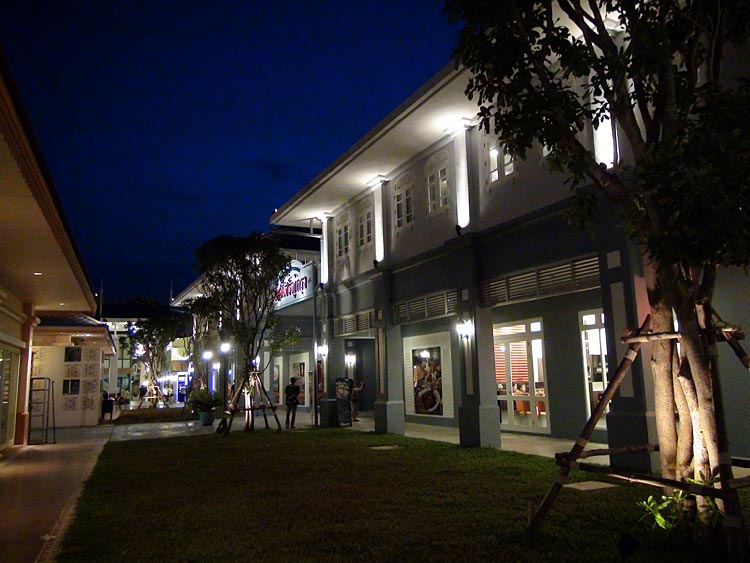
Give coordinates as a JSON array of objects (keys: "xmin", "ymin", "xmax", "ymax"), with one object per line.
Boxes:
[
  {"xmin": 0, "ymin": 426, "xmax": 112, "ymax": 563},
  {"xmin": 0, "ymin": 411, "xmax": 602, "ymax": 563}
]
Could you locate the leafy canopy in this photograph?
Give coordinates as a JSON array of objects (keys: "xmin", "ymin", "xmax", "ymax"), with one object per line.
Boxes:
[
  {"xmin": 194, "ymin": 232, "xmax": 295, "ymax": 376},
  {"xmin": 445, "ymin": 0, "xmax": 750, "ymax": 269}
]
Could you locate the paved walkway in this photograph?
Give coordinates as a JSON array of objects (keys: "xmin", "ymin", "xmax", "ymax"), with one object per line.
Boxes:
[{"xmin": 0, "ymin": 411, "xmax": 604, "ymax": 562}]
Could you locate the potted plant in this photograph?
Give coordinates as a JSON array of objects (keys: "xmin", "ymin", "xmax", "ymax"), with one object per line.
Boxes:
[{"xmin": 187, "ymin": 387, "xmax": 222, "ymax": 426}]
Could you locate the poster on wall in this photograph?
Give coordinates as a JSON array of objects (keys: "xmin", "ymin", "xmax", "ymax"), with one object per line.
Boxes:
[
  {"xmin": 403, "ymin": 332, "xmax": 453, "ymax": 418},
  {"xmin": 292, "ymin": 361, "xmax": 305, "ymax": 405},
  {"xmin": 412, "ymin": 347, "xmax": 443, "ymax": 415}
]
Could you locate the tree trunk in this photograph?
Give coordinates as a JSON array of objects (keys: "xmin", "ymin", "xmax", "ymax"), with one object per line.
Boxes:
[
  {"xmin": 672, "ymin": 352, "xmax": 694, "ymax": 481},
  {"xmin": 644, "ymin": 255, "xmax": 678, "ymax": 480},
  {"xmin": 674, "ymin": 302, "xmax": 720, "ymax": 479}
]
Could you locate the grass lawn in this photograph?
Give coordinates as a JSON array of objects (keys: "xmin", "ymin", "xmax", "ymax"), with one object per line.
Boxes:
[{"xmin": 58, "ymin": 428, "xmax": 742, "ymax": 562}]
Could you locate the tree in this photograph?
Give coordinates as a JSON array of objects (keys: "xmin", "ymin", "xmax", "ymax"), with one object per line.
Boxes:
[
  {"xmin": 181, "ymin": 294, "xmax": 220, "ymax": 391},
  {"xmin": 194, "ymin": 233, "xmax": 299, "ymax": 433},
  {"xmin": 123, "ymin": 298, "xmax": 184, "ymax": 408},
  {"xmin": 446, "ymin": 0, "xmax": 750, "ymax": 534}
]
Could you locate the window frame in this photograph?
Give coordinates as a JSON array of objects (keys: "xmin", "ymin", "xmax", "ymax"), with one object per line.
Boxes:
[
  {"xmin": 485, "ymin": 136, "xmax": 515, "ymax": 187},
  {"xmin": 425, "ymin": 151, "xmax": 450, "ymax": 215},
  {"xmin": 393, "ymin": 174, "xmax": 414, "ymax": 231}
]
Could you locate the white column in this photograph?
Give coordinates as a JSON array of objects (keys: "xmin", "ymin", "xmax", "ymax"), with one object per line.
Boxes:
[{"xmin": 453, "ymin": 124, "xmax": 471, "ymax": 229}]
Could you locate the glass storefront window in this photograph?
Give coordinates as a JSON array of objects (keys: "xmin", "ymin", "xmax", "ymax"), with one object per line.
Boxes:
[
  {"xmin": 579, "ymin": 310, "xmax": 609, "ymax": 429},
  {"xmin": 493, "ymin": 319, "xmax": 549, "ymax": 433}
]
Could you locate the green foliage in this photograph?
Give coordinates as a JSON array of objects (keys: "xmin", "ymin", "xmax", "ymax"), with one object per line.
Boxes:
[
  {"xmin": 638, "ymin": 474, "xmax": 724, "ymax": 547},
  {"xmin": 123, "ymin": 298, "xmax": 182, "ymax": 379},
  {"xmin": 445, "ymin": 0, "xmax": 750, "ymax": 270},
  {"xmin": 186, "ymin": 387, "xmax": 222, "ymax": 412},
  {"xmin": 194, "ymin": 232, "xmax": 292, "ymax": 377}
]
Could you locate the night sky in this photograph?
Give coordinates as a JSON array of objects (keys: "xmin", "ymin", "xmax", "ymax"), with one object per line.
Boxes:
[{"xmin": 1, "ymin": 1, "xmax": 461, "ymax": 304}]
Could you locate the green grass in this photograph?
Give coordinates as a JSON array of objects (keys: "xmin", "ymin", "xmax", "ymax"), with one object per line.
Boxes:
[{"xmin": 58, "ymin": 428, "xmax": 741, "ymax": 562}]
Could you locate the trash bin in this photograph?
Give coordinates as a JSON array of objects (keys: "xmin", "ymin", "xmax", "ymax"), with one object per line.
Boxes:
[
  {"xmin": 102, "ymin": 398, "xmax": 114, "ymax": 420},
  {"xmin": 319, "ymin": 398, "xmax": 338, "ymax": 427}
]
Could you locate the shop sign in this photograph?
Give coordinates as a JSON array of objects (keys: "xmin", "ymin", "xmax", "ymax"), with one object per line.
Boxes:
[{"xmin": 275, "ymin": 260, "xmax": 313, "ymax": 310}]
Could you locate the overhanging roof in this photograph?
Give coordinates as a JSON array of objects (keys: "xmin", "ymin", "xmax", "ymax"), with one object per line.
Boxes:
[
  {"xmin": 270, "ymin": 62, "xmax": 478, "ymax": 227},
  {"xmin": 0, "ymin": 49, "xmax": 96, "ymax": 313},
  {"xmin": 35, "ymin": 314, "xmax": 116, "ymax": 355}
]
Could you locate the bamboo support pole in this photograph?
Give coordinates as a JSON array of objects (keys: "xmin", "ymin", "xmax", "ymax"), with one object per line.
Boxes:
[
  {"xmin": 564, "ymin": 443, "xmax": 660, "ymax": 460},
  {"xmin": 703, "ymin": 304, "xmax": 744, "ymax": 562},
  {"xmin": 621, "ymin": 331, "xmax": 680, "ymax": 343},
  {"xmin": 527, "ymin": 315, "xmax": 652, "ymax": 534},
  {"xmin": 562, "ymin": 461, "xmax": 737, "ymax": 499}
]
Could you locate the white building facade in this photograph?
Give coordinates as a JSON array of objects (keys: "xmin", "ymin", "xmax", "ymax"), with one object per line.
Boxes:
[{"xmin": 271, "ymin": 63, "xmax": 750, "ymax": 471}]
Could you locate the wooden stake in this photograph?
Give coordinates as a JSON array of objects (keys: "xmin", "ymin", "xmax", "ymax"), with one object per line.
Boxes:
[{"xmin": 527, "ymin": 315, "xmax": 652, "ymax": 534}]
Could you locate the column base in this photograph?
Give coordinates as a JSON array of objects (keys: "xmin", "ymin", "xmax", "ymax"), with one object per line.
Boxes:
[
  {"xmin": 14, "ymin": 412, "xmax": 29, "ymax": 445},
  {"xmin": 606, "ymin": 409, "xmax": 657, "ymax": 472},
  {"xmin": 374, "ymin": 400, "xmax": 405, "ymax": 435},
  {"xmin": 459, "ymin": 404, "xmax": 500, "ymax": 448}
]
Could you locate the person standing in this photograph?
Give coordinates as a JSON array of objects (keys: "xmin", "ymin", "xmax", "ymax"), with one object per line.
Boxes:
[
  {"xmin": 285, "ymin": 376, "xmax": 300, "ymax": 429},
  {"xmin": 350, "ymin": 380, "xmax": 365, "ymax": 422}
]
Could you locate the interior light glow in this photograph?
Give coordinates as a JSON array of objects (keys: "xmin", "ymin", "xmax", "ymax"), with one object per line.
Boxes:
[{"xmin": 202, "ymin": 351, "xmax": 213, "ymax": 360}]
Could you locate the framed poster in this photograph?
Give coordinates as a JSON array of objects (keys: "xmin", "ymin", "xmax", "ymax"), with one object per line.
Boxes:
[{"xmin": 403, "ymin": 332, "xmax": 453, "ymax": 418}]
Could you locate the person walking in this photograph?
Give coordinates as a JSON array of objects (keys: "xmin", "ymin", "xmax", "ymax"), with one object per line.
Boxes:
[
  {"xmin": 350, "ymin": 380, "xmax": 365, "ymax": 422},
  {"xmin": 285, "ymin": 377, "xmax": 300, "ymax": 429}
]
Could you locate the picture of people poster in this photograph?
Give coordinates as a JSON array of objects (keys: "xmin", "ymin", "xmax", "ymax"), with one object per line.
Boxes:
[{"xmin": 412, "ymin": 347, "xmax": 443, "ymax": 415}]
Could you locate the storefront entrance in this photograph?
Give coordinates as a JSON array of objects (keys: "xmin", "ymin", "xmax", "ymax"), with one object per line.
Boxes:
[{"xmin": 493, "ymin": 320, "xmax": 550, "ymax": 434}]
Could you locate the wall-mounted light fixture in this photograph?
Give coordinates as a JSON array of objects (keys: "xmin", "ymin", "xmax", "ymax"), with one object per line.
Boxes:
[
  {"xmin": 316, "ymin": 343, "xmax": 328, "ymax": 359},
  {"xmin": 345, "ymin": 353, "xmax": 357, "ymax": 368},
  {"xmin": 456, "ymin": 319, "xmax": 474, "ymax": 340},
  {"xmin": 220, "ymin": 342, "xmax": 231, "ymax": 353}
]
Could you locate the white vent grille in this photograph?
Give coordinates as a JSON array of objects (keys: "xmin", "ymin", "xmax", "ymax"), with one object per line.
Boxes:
[
  {"xmin": 482, "ymin": 256, "xmax": 600, "ymax": 307},
  {"xmin": 392, "ymin": 290, "xmax": 458, "ymax": 325},
  {"xmin": 334, "ymin": 309, "xmax": 376, "ymax": 337}
]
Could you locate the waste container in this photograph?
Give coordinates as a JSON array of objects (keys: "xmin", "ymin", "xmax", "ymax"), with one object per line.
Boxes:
[
  {"xmin": 102, "ymin": 398, "xmax": 114, "ymax": 420},
  {"xmin": 319, "ymin": 398, "xmax": 338, "ymax": 427}
]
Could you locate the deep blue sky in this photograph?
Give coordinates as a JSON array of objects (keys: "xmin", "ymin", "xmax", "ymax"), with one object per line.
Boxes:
[{"xmin": 1, "ymin": 1, "xmax": 461, "ymax": 303}]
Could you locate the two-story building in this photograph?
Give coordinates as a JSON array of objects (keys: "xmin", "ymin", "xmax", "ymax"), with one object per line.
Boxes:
[{"xmin": 270, "ymin": 61, "xmax": 750, "ymax": 470}]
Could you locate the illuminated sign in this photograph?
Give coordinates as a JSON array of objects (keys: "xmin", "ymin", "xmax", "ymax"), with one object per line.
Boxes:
[{"xmin": 275, "ymin": 260, "xmax": 313, "ymax": 310}]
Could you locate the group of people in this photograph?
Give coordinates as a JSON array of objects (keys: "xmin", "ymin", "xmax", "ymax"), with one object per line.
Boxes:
[{"xmin": 284, "ymin": 376, "xmax": 365, "ymax": 428}]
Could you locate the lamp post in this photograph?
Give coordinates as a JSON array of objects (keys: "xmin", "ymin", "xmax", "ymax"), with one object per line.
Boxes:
[{"xmin": 315, "ymin": 344, "xmax": 328, "ymax": 427}]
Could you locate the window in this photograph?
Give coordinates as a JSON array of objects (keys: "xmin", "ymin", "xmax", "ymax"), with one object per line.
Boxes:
[
  {"xmin": 357, "ymin": 209, "xmax": 372, "ymax": 247},
  {"xmin": 427, "ymin": 167, "xmax": 449, "ymax": 212},
  {"xmin": 487, "ymin": 138, "xmax": 514, "ymax": 184},
  {"xmin": 579, "ymin": 310, "xmax": 609, "ymax": 429},
  {"xmin": 336, "ymin": 224, "xmax": 349, "ymax": 258},
  {"xmin": 426, "ymin": 155, "xmax": 449, "ymax": 213},
  {"xmin": 493, "ymin": 319, "xmax": 549, "ymax": 433},
  {"xmin": 394, "ymin": 174, "xmax": 414, "ymax": 230},
  {"xmin": 63, "ymin": 379, "xmax": 80, "ymax": 395}
]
